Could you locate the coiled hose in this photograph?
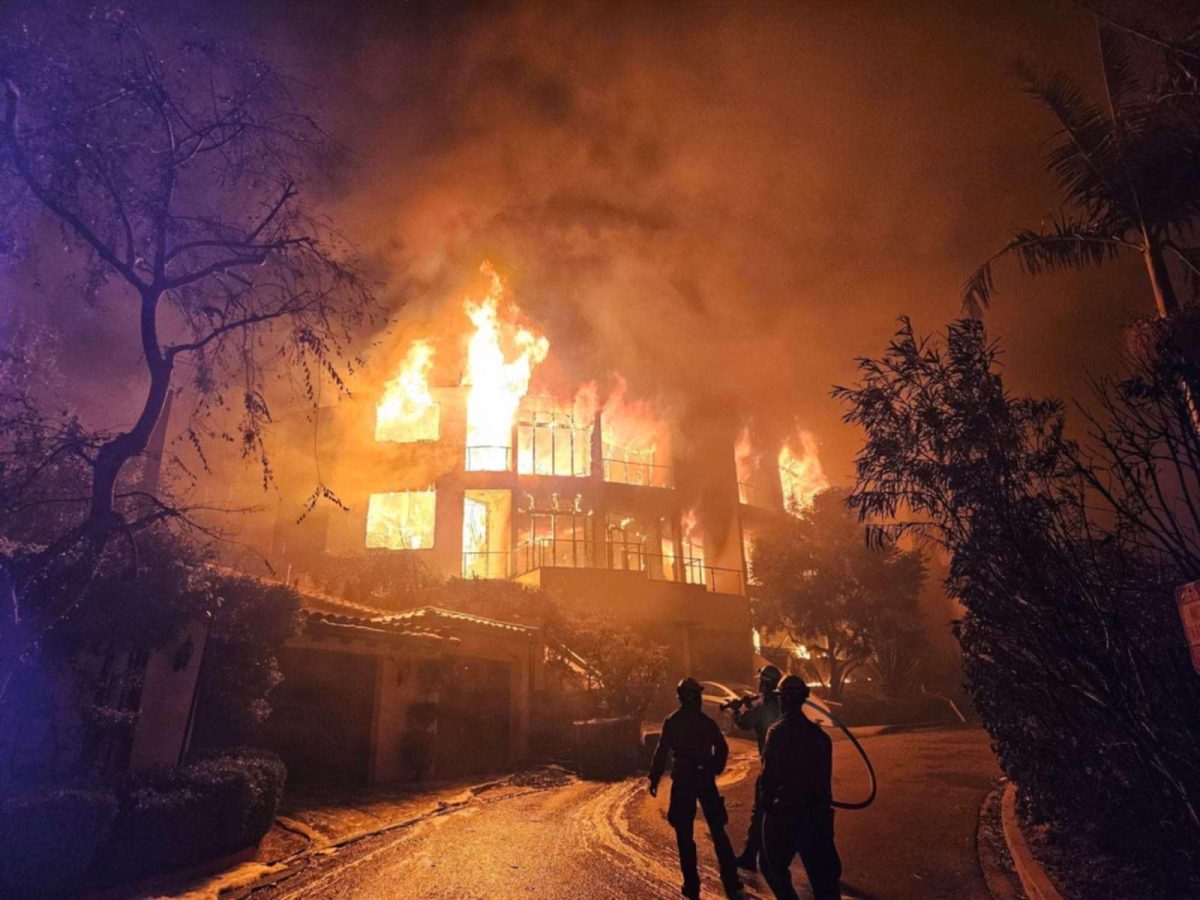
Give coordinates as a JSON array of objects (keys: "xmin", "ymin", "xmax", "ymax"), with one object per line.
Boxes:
[
  {"xmin": 757, "ymin": 700, "xmax": 877, "ymax": 888},
  {"xmin": 804, "ymin": 698, "xmax": 877, "ymax": 810}
]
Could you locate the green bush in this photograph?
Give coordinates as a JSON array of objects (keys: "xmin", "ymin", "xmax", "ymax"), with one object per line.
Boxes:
[
  {"xmin": 0, "ymin": 749, "xmax": 286, "ymax": 896},
  {"xmin": 103, "ymin": 748, "xmax": 286, "ymax": 883},
  {"xmin": 0, "ymin": 788, "xmax": 117, "ymax": 897}
]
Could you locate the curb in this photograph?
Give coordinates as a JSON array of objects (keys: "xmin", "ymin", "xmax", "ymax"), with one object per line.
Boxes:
[
  {"xmin": 975, "ymin": 782, "xmax": 1023, "ymax": 900},
  {"xmin": 1001, "ymin": 782, "xmax": 1063, "ymax": 900}
]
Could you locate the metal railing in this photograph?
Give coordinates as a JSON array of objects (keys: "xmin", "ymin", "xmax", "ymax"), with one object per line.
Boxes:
[
  {"xmin": 601, "ymin": 457, "xmax": 674, "ymax": 488},
  {"xmin": 461, "ymin": 537, "xmax": 745, "ymax": 595},
  {"xmin": 700, "ymin": 566, "xmax": 747, "ymax": 595},
  {"xmin": 514, "ymin": 537, "xmax": 597, "ymax": 573}
]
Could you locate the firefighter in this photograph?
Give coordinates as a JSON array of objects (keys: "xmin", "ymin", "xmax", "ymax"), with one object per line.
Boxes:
[
  {"xmin": 759, "ymin": 674, "xmax": 843, "ymax": 900},
  {"xmin": 648, "ymin": 677, "xmax": 744, "ymax": 899},
  {"xmin": 732, "ymin": 663, "xmax": 783, "ymax": 871}
]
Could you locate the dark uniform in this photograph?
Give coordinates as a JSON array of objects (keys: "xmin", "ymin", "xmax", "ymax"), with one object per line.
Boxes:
[
  {"xmin": 759, "ymin": 704, "xmax": 842, "ymax": 900},
  {"xmin": 732, "ymin": 688, "xmax": 780, "ymax": 868},
  {"xmin": 733, "ymin": 689, "xmax": 781, "ymax": 755},
  {"xmin": 649, "ymin": 693, "xmax": 742, "ymax": 899}
]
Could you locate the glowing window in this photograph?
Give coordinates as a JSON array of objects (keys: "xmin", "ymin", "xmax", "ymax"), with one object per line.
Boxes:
[
  {"xmin": 365, "ymin": 490, "xmax": 436, "ymax": 550},
  {"xmin": 516, "ymin": 401, "xmax": 592, "ymax": 477},
  {"xmin": 376, "ymin": 341, "xmax": 440, "ymax": 443},
  {"xmin": 376, "ymin": 402, "xmax": 439, "ymax": 443}
]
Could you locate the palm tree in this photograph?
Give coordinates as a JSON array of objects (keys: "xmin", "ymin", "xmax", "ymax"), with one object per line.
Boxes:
[{"xmin": 963, "ymin": 22, "xmax": 1200, "ymax": 319}]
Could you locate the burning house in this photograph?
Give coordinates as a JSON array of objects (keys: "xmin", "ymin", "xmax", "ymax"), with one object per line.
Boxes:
[{"xmin": 266, "ymin": 266, "xmax": 826, "ymax": 733}]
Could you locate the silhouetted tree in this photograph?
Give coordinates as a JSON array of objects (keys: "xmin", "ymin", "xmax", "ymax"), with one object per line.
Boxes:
[
  {"xmin": 566, "ymin": 615, "xmax": 669, "ymax": 719},
  {"xmin": 0, "ymin": 7, "xmax": 373, "ymax": 701},
  {"xmin": 749, "ymin": 488, "xmax": 926, "ymax": 702},
  {"xmin": 836, "ymin": 317, "xmax": 1200, "ymax": 887}
]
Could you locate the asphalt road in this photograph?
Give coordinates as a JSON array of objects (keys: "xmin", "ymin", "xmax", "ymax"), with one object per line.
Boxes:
[{"xmin": 249, "ymin": 725, "xmax": 999, "ymax": 899}]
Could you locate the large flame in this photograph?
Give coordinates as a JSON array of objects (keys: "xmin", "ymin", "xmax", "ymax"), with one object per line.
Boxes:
[
  {"xmin": 463, "ymin": 264, "xmax": 549, "ymax": 471},
  {"xmin": 779, "ymin": 431, "xmax": 829, "ymax": 514},
  {"xmin": 376, "ymin": 340, "xmax": 438, "ymax": 442}
]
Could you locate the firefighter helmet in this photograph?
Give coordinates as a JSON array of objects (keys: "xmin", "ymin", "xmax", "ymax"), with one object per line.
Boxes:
[
  {"xmin": 676, "ymin": 677, "xmax": 704, "ymax": 698},
  {"xmin": 776, "ymin": 674, "xmax": 811, "ymax": 701},
  {"xmin": 757, "ymin": 664, "xmax": 783, "ymax": 688}
]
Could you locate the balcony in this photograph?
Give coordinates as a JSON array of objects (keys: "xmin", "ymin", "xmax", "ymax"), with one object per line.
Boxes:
[
  {"xmin": 461, "ymin": 537, "xmax": 744, "ymax": 595},
  {"xmin": 602, "ymin": 457, "xmax": 673, "ymax": 489}
]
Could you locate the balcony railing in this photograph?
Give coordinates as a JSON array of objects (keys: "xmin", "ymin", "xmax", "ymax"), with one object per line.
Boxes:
[
  {"xmin": 602, "ymin": 457, "xmax": 673, "ymax": 489},
  {"xmin": 461, "ymin": 536, "xmax": 744, "ymax": 595}
]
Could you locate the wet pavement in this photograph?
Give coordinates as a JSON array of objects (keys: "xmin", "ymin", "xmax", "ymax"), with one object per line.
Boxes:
[{"xmin": 242, "ymin": 725, "xmax": 998, "ymax": 899}]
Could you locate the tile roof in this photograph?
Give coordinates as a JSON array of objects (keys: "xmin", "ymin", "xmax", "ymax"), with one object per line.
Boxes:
[
  {"xmin": 378, "ymin": 606, "xmax": 539, "ymax": 636},
  {"xmin": 299, "ymin": 609, "xmax": 456, "ymax": 644}
]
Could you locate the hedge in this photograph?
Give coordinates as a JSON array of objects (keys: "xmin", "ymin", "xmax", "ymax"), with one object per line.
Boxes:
[{"xmin": 0, "ymin": 748, "xmax": 286, "ymax": 898}]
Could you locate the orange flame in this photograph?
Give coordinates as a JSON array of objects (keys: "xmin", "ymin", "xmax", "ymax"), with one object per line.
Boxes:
[
  {"xmin": 463, "ymin": 264, "xmax": 549, "ymax": 470},
  {"xmin": 593, "ymin": 375, "xmax": 672, "ymax": 486},
  {"xmin": 734, "ymin": 426, "xmax": 755, "ymax": 484},
  {"xmin": 376, "ymin": 340, "xmax": 438, "ymax": 442},
  {"xmin": 680, "ymin": 508, "xmax": 706, "ymax": 584},
  {"xmin": 365, "ymin": 489, "xmax": 436, "ymax": 549},
  {"xmin": 779, "ymin": 431, "xmax": 829, "ymax": 514}
]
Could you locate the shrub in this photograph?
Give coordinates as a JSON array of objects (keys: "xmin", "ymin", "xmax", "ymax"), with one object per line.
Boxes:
[
  {"xmin": 838, "ymin": 318, "xmax": 1200, "ymax": 886},
  {"xmin": 190, "ymin": 578, "xmax": 302, "ymax": 749},
  {"xmin": 0, "ymin": 788, "xmax": 117, "ymax": 898},
  {"xmin": 102, "ymin": 748, "xmax": 286, "ymax": 883},
  {"xmin": 565, "ymin": 616, "xmax": 669, "ymax": 720}
]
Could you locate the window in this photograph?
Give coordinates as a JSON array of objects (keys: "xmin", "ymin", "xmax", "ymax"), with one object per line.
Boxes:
[
  {"xmin": 375, "ymin": 402, "xmax": 439, "ymax": 443},
  {"xmin": 601, "ymin": 440, "xmax": 672, "ymax": 487},
  {"xmin": 375, "ymin": 341, "xmax": 440, "ymax": 443},
  {"xmin": 516, "ymin": 401, "xmax": 592, "ymax": 477},
  {"xmin": 462, "ymin": 490, "xmax": 512, "ymax": 578},
  {"xmin": 365, "ymin": 490, "xmax": 436, "ymax": 549},
  {"xmin": 516, "ymin": 499, "xmax": 593, "ymax": 570}
]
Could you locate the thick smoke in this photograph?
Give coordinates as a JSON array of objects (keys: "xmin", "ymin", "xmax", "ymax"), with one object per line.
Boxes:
[
  {"xmin": 238, "ymin": 0, "xmax": 1153, "ymax": 488},
  {"xmin": 4, "ymin": 0, "xmax": 1158, "ymax": 495}
]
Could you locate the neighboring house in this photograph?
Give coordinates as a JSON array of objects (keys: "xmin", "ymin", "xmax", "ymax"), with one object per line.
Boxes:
[
  {"xmin": 259, "ymin": 599, "xmax": 542, "ymax": 784},
  {"xmin": 122, "ymin": 588, "xmax": 542, "ymax": 786}
]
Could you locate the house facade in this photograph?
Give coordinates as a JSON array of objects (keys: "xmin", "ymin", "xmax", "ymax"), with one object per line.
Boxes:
[{"xmin": 267, "ymin": 383, "xmax": 799, "ymax": 687}]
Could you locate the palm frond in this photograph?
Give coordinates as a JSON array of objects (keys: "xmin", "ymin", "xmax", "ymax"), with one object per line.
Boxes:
[
  {"xmin": 1023, "ymin": 68, "xmax": 1126, "ymax": 216},
  {"xmin": 1099, "ymin": 24, "xmax": 1138, "ymax": 110},
  {"xmin": 1165, "ymin": 244, "xmax": 1200, "ymax": 302},
  {"xmin": 962, "ymin": 217, "xmax": 1131, "ymax": 313},
  {"xmin": 1118, "ymin": 104, "xmax": 1200, "ymax": 228}
]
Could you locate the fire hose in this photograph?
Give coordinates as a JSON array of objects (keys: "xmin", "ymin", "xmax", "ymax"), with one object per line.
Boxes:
[
  {"xmin": 804, "ymin": 698, "xmax": 876, "ymax": 810},
  {"xmin": 722, "ymin": 693, "xmax": 877, "ymax": 809},
  {"xmin": 756, "ymin": 699, "xmax": 877, "ymax": 885}
]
